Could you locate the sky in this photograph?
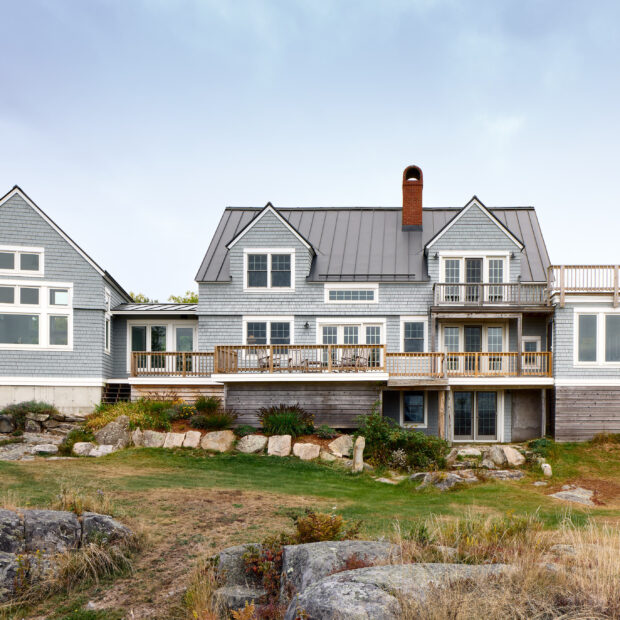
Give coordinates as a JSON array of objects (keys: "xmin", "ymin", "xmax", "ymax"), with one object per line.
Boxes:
[{"xmin": 1, "ymin": 0, "xmax": 619, "ymax": 300}]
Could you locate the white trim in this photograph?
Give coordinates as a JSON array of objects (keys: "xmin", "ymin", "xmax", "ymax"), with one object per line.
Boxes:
[
  {"xmin": 400, "ymin": 389, "xmax": 428, "ymax": 428},
  {"xmin": 573, "ymin": 307, "xmax": 620, "ymax": 367},
  {"xmin": 522, "ymin": 336, "xmax": 541, "ymax": 351},
  {"xmin": 555, "ymin": 378, "xmax": 620, "ymax": 386},
  {"xmin": 315, "ymin": 317, "xmax": 386, "ymax": 345},
  {"xmin": 129, "ymin": 377, "xmax": 223, "ymax": 386},
  {"xmin": 211, "ymin": 372, "xmax": 389, "ymax": 383},
  {"xmin": 0, "ymin": 376, "xmax": 106, "ymax": 387},
  {"xmin": 426, "ymin": 198, "xmax": 524, "ymax": 250},
  {"xmin": 0, "ymin": 187, "xmax": 106, "ymax": 276},
  {"xmin": 112, "ymin": 310, "xmax": 198, "ymax": 316},
  {"xmin": 242, "ymin": 315, "xmax": 295, "ymax": 345},
  {"xmin": 448, "ymin": 377, "xmax": 554, "ymax": 386},
  {"xmin": 104, "ymin": 288, "xmax": 112, "ymax": 355},
  {"xmin": 522, "ymin": 335, "xmax": 542, "ymax": 370},
  {"xmin": 324, "ymin": 282, "xmax": 379, "ymax": 304},
  {"xmin": 439, "ymin": 253, "xmax": 509, "ymax": 287},
  {"xmin": 437, "ymin": 250, "xmax": 511, "ymax": 258},
  {"xmin": 439, "ymin": 322, "xmax": 509, "ymax": 354},
  {"xmin": 400, "ymin": 315, "xmax": 428, "ymax": 352},
  {"xmin": 0, "ymin": 244, "xmax": 45, "ymax": 276},
  {"xmin": 243, "ymin": 248, "xmax": 295, "ymax": 292},
  {"xmin": 227, "ymin": 204, "xmax": 313, "ymax": 251}
]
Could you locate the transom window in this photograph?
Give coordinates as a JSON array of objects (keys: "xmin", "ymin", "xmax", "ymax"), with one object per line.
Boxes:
[
  {"xmin": 0, "ymin": 246, "xmax": 44, "ymax": 275},
  {"xmin": 0, "ymin": 281, "xmax": 72, "ymax": 349},
  {"xmin": 325, "ymin": 284, "xmax": 378, "ymax": 303},
  {"xmin": 245, "ymin": 250, "xmax": 294, "ymax": 290},
  {"xmin": 576, "ymin": 311, "xmax": 620, "ymax": 364}
]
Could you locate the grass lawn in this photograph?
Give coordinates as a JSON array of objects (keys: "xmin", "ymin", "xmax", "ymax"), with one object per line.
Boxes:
[{"xmin": 0, "ymin": 441, "xmax": 618, "ymax": 619}]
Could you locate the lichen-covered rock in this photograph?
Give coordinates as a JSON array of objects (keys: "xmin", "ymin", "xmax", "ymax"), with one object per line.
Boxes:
[
  {"xmin": 0, "ymin": 416, "xmax": 15, "ymax": 434},
  {"xmin": 488, "ymin": 445, "xmax": 507, "ymax": 467},
  {"xmin": 0, "ymin": 552, "xmax": 18, "ymax": 602},
  {"xmin": 280, "ymin": 540, "xmax": 397, "ymax": 600},
  {"xmin": 550, "ymin": 486, "xmax": 595, "ymax": 506},
  {"xmin": 142, "ymin": 430, "xmax": 166, "ymax": 448},
  {"xmin": 183, "ymin": 430, "xmax": 201, "ymax": 448},
  {"xmin": 23, "ymin": 510, "xmax": 81, "ymax": 554},
  {"xmin": 89, "ymin": 444, "xmax": 117, "ymax": 457},
  {"xmin": 29, "ymin": 444, "xmax": 59, "ymax": 455},
  {"xmin": 352, "ymin": 436, "xmax": 365, "ymax": 473},
  {"xmin": 214, "ymin": 585, "xmax": 268, "ymax": 611},
  {"xmin": 320, "ymin": 449, "xmax": 337, "ymax": 462},
  {"xmin": 457, "ymin": 447, "xmax": 482, "ymax": 458},
  {"xmin": 327, "ymin": 435, "xmax": 353, "ymax": 458},
  {"xmin": 201, "ymin": 430, "xmax": 235, "ymax": 453},
  {"xmin": 267, "ymin": 435, "xmax": 292, "ymax": 457},
  {"xmin": 418, "ymin": 472, "xmax": 477, "ymax": 491},
  {"xmin": 0, "ymin": 510, "xmax": 24, "ymax": 554},
  {"xmin": 484, "ymin": 470, "xmax": 524, "ymax": 481},
  {"xmin": 26, "ymin": 412, "xmax": 50, "ymax": 423},
  {"xmin": 163, "ymin": 432, "xmax": 186, "ymax": 449},
  {"xmin": 542, "ymin": 463, "xmax": 552, "ymax": 478},
  {"xmin": 236, "ymin": 434, "xmax": 268, "ymax": 454},
  {"xmin": 94, "ymin": 415, "xmax": 131, "ymax": 448},
  {"xmin": 131, "ymin": 429, "xmax": 144, "ymax": 447},
  {"xmin": 214, "ymin": 544, "xmax": 263, "ymax": 589},
  {"xmin": 72, "ymin": 442, "xmax": 95, "ymax": 456},
  {"xmin": 81, "ymin": 512, "xmax": 131, "ymax": 544},
  {"xmin": 502, "ymin": 446, "xmax": 525, "ymax": 466},
  {"xmin": 285, "ymin": 563, "xmax": 513, "ymax": 620},
  {"xmin": 293, "ymin": 443, "xmax": 320, "ymax": 461},
  {"xmin": 24, "ymin": 419, "xmax": 42, "ymax": 433}
]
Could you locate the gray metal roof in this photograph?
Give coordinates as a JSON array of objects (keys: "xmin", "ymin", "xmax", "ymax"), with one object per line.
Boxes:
[
  {"xmin": 195, "ymin": 206, "xmax": 550, "ymax": 283},
  {"xmin": 113, "ymin": 303, "xmax": 197, "ymax": 313}
]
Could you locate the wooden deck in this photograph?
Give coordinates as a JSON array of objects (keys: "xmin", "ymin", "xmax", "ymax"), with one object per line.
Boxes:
[
  {"xmin": 130, "ymin": 348, "xmax": 552, "ymax": 379},
  {"xmin": 548, "ymin": 265, "xmax": 620, "ymax": 307}
]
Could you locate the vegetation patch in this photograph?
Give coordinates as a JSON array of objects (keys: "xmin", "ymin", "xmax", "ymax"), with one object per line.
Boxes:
[
  {"xmin": 58, "ymin": 429, "xmax": 96, "ymax": 456},
  {"xmin": 190, "ymin": 409, "xmax": 238, "ymax": 431},
  {"xmin": 0, "ymin": 401, "xmax": 59, "ymax": 431},
  {"xmin": 85, "ymin": 400, "xmax": 174, "ymax": 432},
  {"xmin": 258, "ymin": 404, "xmax": 314, "ymax": 437}
]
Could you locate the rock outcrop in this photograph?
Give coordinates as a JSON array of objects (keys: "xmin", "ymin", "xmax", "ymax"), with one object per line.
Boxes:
[
  {"xmin": 236, "ymin": 434, "xmax": 268, "ymax": 454},
  {"xmin": 93, "ymin": 415, "xmax": 131, "ymax": 449}
]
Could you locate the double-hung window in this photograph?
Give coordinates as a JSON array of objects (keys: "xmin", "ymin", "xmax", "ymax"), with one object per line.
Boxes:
[
  {"xmin": 245, "ymin": 250, "xmax": 294, "ymax": 290},
  {"xmin": 244, "ymin": 317, "xmax": 292, "ymax": 346},
  {"xmin": 403, "ymin": 321, "xmax": 425, "ymax": 352},
  {"xmin": 403, "ymin": 391, "xmax": 426, "ymax": 427},
  {"xmin": 0, "ymin": 281, "xmax": 71, "ymax": 349},
  {"xmin": 0, "ymin": 246, "xmax": 44, "ymax": 276}
]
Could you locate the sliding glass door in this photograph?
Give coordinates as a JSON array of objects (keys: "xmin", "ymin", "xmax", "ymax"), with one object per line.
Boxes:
[{"xmin": 453, "ymin": 391, "xmax": 498, "ymax": 441}]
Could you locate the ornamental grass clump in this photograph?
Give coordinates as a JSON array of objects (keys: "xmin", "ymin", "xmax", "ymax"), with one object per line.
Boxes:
[
  {"xmin": 258, "ymin": 404, "xmax": 314, "ymax": 437},
  {"xmin": 190, "ymin": 409, "xmax": 238, "ymax": 430}
]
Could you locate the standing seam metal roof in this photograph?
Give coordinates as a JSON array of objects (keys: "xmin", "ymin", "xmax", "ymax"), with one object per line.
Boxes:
[{"xmin": 195, "ymin": 206, "xmax": 550, "ymax": 283}]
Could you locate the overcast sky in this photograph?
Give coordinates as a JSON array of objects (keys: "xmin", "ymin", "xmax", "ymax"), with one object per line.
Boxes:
[{"xmin": 2, "ymin": 0, "xmax": 619, "ymax": 300}]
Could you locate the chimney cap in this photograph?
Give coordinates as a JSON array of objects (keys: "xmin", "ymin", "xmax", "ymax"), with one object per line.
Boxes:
[{"xmin": 403, "ymin": 165, "xmax": 423, "ymax": 183}]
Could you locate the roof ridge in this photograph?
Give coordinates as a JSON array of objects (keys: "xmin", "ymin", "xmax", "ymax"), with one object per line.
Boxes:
[{"xmin": 223, "ymin": 205, "xmax": 536, "ymax": 212}]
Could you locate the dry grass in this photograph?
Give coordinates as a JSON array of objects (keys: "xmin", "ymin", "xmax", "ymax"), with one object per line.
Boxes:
[
  {"xmin": 51, "ymin": 479, "xmax": 115, "ymax": 515},
  {"xmin": 0, "ymin": 488, "xmax": 22, "ymax": 511},
  {"xmin": 398, "ymin": 518, "xmax": 620, "ymax": 619},
  {"xmin": 183, "ymin": 556, "xmax": 224, "ymax": 620}
]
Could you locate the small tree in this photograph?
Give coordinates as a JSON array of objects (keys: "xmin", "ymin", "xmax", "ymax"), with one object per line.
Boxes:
[
  {"xmin": 129, "ymin": 292, "xmax": 158, "ymax": 303},
  {"xmin": 168, "ymin": 290, "xmax": 198, "ymax": 303}
]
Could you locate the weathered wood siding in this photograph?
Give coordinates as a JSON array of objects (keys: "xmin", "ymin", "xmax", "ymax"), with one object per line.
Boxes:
[
  {"xmin": 131, "ymin": 384, "xmax": 224, "ymax": 403},
  {"xmin": 225, "ymin": 381, "xmax": 381, "ymax": 427},
  {"xmin": 555, "ymin": 387, "xmax": 620, "ymax": 441}
]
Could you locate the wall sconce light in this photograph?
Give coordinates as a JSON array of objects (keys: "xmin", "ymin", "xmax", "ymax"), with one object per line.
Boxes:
[
  {"xmin": 434, "ymin": 252, "xmax": 439, "ymax": 259},
  {"xmin": 304, "ymin": 322, "xmax": 310, "ymax": 329},
  {"xmin": 510, "ymin": 252, "xmax": 515, "ymax": 259}
]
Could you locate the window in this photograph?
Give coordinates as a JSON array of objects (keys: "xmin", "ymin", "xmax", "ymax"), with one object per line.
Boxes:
[
  {"xmin": 105, "ymin": 317, "xmax": 111, "ymax": 353},
  {"xmin": 0, "ymin": 246, "xmax": 44, "ymax": 275},
  {"xmin": 605, "ymin": 315, "xmax": 620, "ymax": 362},
  {"xmin": 128, "ymin": 321, "xmax": 196, "ymax": 370},
  {"xmin": 523, "ymin": 336, "xmax": 541, "ymax": 370},
  {"xmin": 245, "ymin": 250, "xmax": 294, "ymax": 290},
  {"xmin": 578, "ymin": 314, "xmax": 597, "ymax": 362},
  {"xmin": 270, "ymin": 322, "xmax": 290, "ymax": 345},
  {"xmin": 104, "ymin": 288, "xmax": 112, "ymax": 354},
  {"xmin": 247, "ymin": 322, "xmax": 267, "ymax": 345},
  {"xmin": 439, "ymin": 254, "xmax": 508, "ymax": 303},
  {"xmin": 0, "ymin": 280, "xmax": 72, "ymax": 349},
  {"xmin": 403, "ymin": 391, "xmax": 425, "ymax": 426},
  {"xmin": 453, "ymin": 391, "xmax": 500, "ymax": 441},
  {"xmin": 325, "ymin": 284, "xmax": 378, "ymax": 303},
  {"xmin": 403, "ymin": 322, "xmax": 424, "ymax": 353},
  {"xmin": 343, "ymin": 326, "xmax": 359, "ymax": 345},
  {"xmin": 50, "ymin": 289, "xmax": 69, "ymax": 305},
  {"xmin": 0, "ymin": 314, "xmax": 39, "ymax": 345},
  {"xmin": 243, "ymin": 317, "xmax": 293, "ymax": 346}
]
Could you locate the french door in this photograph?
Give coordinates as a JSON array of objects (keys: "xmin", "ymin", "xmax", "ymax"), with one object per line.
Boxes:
[
  {"xmin": 465, "ymin": 258, "xmax": 483, "ymax": 303},
  {"xmin": 453, "ymin": 391, "xmax": 499, "ymax": 441}
]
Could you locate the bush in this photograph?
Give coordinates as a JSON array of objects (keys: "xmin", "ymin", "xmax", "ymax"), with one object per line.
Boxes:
[
  {"xmin": 590, "ymin": 432, "xmax": 620, "ymax": 445},
  {"xmin": 166, "ymin": 403, "xmax": 196, "ymax": 421},
  {"xmin": 0, "ymin": 401, "xmax": 59, "ymax": 430},
  {"xmin": 85, "ymin": 399, "xmax": 173, "ymax": 432},
  {"xmin": 258, "ymin": 404, "xmax": 314, "ymax": 437},
  {"xmin": 195, "ymin": 396, "xmax": 221, "ymax": 415},
  {"xmin": 528, "ymin": 437, "xmax": 558, "ymax": 459},
  {"xmin": 58, "ymin": 428, "xmax": 95, "ymax": 456},
  {"xmin": 316, "ymin": 424, "xmax": 338, "ymax": 439},
  {"xmin": 293, "ymin": 510, "xmax": 360, "ymax": 544},
  {"xmin": 236, "ymin": 425, "xmax": 258, "ymax": 437},
  {"xmin": 355, "ymin": 408, "xmax": 448, "ymax": 470},
  {"xmin": 190, "ymin": 409, "xmax": 238, "ymax": 430}
]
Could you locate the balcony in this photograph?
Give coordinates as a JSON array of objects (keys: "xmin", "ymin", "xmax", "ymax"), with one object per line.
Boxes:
[
  {"xmin": 130, "ymin": 348, "xmax": 552, "ymax": 379},
  {"xmin": 433, "ymin": 282, "xmax": 548, "ymax": 307},
  {"xmin": 548, "ymin": 265, "xmax": 620, "ymax": 307}
]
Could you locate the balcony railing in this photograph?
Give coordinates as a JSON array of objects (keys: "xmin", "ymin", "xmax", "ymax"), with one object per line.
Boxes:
[
  {"xmin": 433, "ymin": 282, "xmax": 548, "ymax": 306},
  {"xmin": 130, "ymin": 349, "xmax": 552, "ymax": 378},
  {"xmin": 548, "ymin": 265, "xmax": 620, "ymax": 307}
]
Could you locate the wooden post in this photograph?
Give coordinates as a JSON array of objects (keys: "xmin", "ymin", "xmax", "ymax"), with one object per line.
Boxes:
[
  {"xmin": 130, "ymin": 352, "xmax": 135, "ymax": 377},
  {"xmin": 430, "ymin": 312, "xmax": 436, "ymax": 352},
  {"xmin": 614, "ymin": 265, "xmax": 619, "ymax": 308},
  {"xmin": 540, "ymin": 388, "xmax": 547, "ymax": 437},
  {"xmin": 269, "ymin": 345, "xmax": 274, "ymax": 373},
  {"xmin": 181, "ymin": 352, "xmax": 186, "ymax": 377},
  {"xmin": 438, "ymin": 390, "xmax": 446, "ymax": 440},
  {"xmin": 213, "ymin": 347, "xmax": 219, "ymax": 374},
  {"xmin": 327, "ymin": 345, "xmax": 332, "ymax": 372},
  {"xmin": 516, "ymin": 314, "xmax": 523, "ymax": 376},
  {"xmin": 560, "ymin": 265, "xmax": 565, "ymax": 308}
]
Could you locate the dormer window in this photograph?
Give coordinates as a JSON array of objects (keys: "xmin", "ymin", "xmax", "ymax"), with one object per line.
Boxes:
[{"xmin": 244, "ymin": 249, "xmax": 294, "ymax": 291}]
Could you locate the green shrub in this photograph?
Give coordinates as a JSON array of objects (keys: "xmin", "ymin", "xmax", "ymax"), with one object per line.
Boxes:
[
  {"xmin": 86, "ymin": 399, "xmax": 173, "ymax": 432},
  {"xmin": 194, "ymin": 396, "xmax": 221, "ymax": 415},
  {"xmin": 236, "ymin": 425, "xmax": 258, "ymax": 437},
  {"xmin": 190, "ymin": 409, "xmax": 238, "ymax": 430},
  {"xmin": 0, "ymin": 401, "xmax": 59, "ymax": 431},
  {"xmin": 528, "ymin": 437, "xmax": 558, "ymax": 459},
  {"xmin": 165, "ymin": 403, "xmax": 196, "ymax": 422},
  {"xmin": 258, "ymin": 404, "xmax": 314, "ymax": 437},
  {"xmin": 58, "ymin": 428, "xmax": 95, "ymax": 456},
  {"xmin": 316, "ymin": 424, "xmax": 339, "ymax": 439},
  {"xmin": 355, "ymin": 408, "xmax": 448, "ymax": 470}
]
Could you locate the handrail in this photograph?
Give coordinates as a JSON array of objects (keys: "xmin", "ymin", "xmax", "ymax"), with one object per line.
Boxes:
[
  {"xmin": 433, "ymin": 282, "xmax": 547, "ymax": 306},
  {"xmin": 548, "ymin": 265, "xmax": 620, "ymax": 307},
  {"xmin": 131, "ymin": 351, "xmax": 214, "ymax": 377}
]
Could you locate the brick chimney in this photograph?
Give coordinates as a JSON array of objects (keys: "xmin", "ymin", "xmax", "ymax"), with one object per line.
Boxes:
[{"xmin": 402, "ymin": 165, "xmax": 423, "ymax": 230}]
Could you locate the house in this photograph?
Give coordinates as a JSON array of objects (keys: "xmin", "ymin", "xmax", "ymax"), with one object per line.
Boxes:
[{"xmin": 1, "ymin": 167, "xmax": 618, "ymax": 441}]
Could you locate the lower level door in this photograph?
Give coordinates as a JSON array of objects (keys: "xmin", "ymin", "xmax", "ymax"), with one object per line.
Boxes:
[{"xmin": 453, "ymin": 391, "xmax": 498, "ymax": 441}]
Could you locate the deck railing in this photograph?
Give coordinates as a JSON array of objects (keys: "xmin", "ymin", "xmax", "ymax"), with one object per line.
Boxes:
[
  {"xmin": 548, "ymin": 265, "xmax": 620, "ymax": 307},
  {"xmin": 433, "ymin": 282, "xmax": 548, "ymax": 306},
  {"xmin": 130, "ymin": 349, "xmax": 552, "ymax": 378}
]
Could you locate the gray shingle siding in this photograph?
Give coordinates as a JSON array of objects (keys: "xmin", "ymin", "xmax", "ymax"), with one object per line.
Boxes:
[{"xmin": 0, "ymin": 193, "xmax": 115, "ymax": 379}]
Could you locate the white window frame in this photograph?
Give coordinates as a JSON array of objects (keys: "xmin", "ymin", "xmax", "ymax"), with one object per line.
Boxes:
[
  {"xmin": 104, "ymin": 288, "xmax": 112, "ymax": 355},
  {"xmin": 324, "ymin": 282, "xmax": 379, "ymax": 304},
  {"xmin": 522, "ymin": 335, "xmax": 542, "ymax": 370},
  {"xmin": 0, "ymin": 245, "xmax": 45, "ymax": 277},
  {"xmin": 242, "ymin": 316, "xmax": 295, "ymax": 345},
  {"xmin": 439, "ymin": 322, "xmax": 508, "ymax": 353},
  {"xmin": 573, "ymin": 307, "xmax": 620, "ymax": 367},
  {"xmin": 0, "ymin": 279, "xmax": 72, "ymax": 350},
  {"xmin": 315, "ymin": 317, "xmax": 386, "ymax": 345},
  {"xmin": 126, "ymin": 319, "xmax": 197, "ymax": 369},
  {"xmin": 438, "ymin": 252, "xmax": 510, "ymax": 300},
  {"xmin": 400, "ymin": 316, "xmax": 428, "ymax": 352},
  {"xmin": 400, "ymin": 390, "xmax": 428, "ymax": 429},
  {"xmin": 243, "ymin": 248, "xmax": 295, "ymax": 292},
  {"xmin": 451, "ymin": 389, "xmax": 505, "ymax": 443}
]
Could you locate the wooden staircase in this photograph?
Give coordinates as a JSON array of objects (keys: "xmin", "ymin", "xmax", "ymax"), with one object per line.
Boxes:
[{"xmin": 102, "ymin": 383, "xmax": 131, "ymax": 404}]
